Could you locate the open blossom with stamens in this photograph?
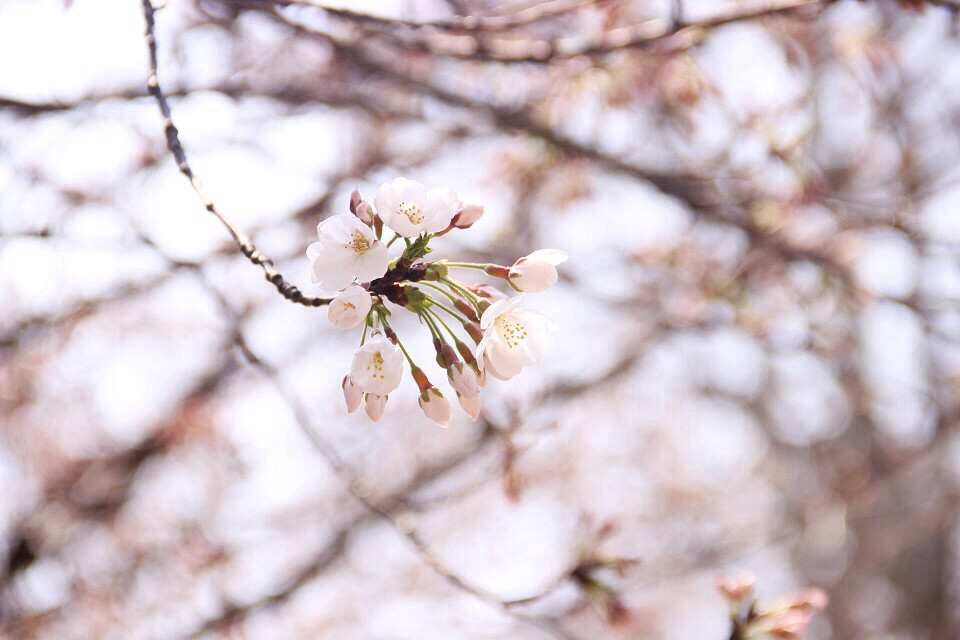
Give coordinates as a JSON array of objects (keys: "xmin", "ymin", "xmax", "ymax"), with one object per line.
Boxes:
[
  {"xmin": 328, "ymin": 284, "xmax": 373, "ymax": 329},
  {"xmin": 307, "ymin": 214, "xmax": 389, "ymax": 291},
  {"xmin": 312, "ymin": 179, "xmax": 564, "ymax": 424},
  {"xmin": 508, "ymin": 249, "xmax": 569, "ymax": 293},
  {"xmin": 374, "ymin": 177, "xmax": 461, "ymax": 237},
  {"xmin": 350, "ymin": 334, "xmax": 404, "ymax": 396},
  {"xmin": 478, "ymin": 297, "xmax": 558, "ymax": 380}
]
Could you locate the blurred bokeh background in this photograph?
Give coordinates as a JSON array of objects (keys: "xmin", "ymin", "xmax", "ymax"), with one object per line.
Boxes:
[{"xmin": 2, "ymin": 0, "xmax": 960, "ymax": 638}]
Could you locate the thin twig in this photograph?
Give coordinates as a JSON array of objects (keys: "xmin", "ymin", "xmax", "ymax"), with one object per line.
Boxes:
[{"xmin": 141, "ymin": 0, "xmax": 330, "ymax": 307}]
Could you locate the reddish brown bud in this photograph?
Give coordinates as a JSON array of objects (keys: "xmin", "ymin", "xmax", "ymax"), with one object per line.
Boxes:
[
  {"xmin": 484, "ymin": 264, "xmax": 510, "ymax": 279},
  {"xmin": 454, "ymin": 298, "xmax": 479, "ymax": 322},
  {"xmin": 411, "ymin": 366, "xmax": 431, "ymax": 392},
  {"xmin": 433, "ymin": 337, "xmax": 447, "ymax": 367},
  {"xmin": 441, "ymin": 343, "xmax": 459, "ymax": 366},
  {"xmin": 464, "ymin": 322, "xmax": 484, "ymax": 344},
  {"xmin": 456, "ymin": 340, "xmax": 477, "ymax": 366},
  {"xmin": 349, "ymin": 188, "xmax": 362, "ymax": 213}
]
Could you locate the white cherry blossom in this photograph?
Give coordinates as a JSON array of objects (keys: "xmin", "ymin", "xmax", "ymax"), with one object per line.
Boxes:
[
  {"xmin": 374, "ymin": 177, "xmax": 460, "ymax": 237},
  {"xmin": 307, "ymin": 214, "xmax": 389, "ymax": 292},
  {"xmin": 350, "ymin": 334, "xmax": 404, "ymax": 396},
  {"xmin": 328, "ymin": 284, "xmax": 373, "ymax": 329},
  {"xmin": 507, "ymin": 249, "xmax": 569, "ymax": 293},
  {"xmin": 478, "ymin": 297, "xmax": 557, "ymax": 381}
]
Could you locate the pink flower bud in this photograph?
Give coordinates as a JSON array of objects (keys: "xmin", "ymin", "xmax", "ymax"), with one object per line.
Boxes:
[
  {"xmin": 342, "ymin": 376, "xmax": 362, "ymax": 414},
  {"xmin": 457, "ymin": 391, "xmax": 481, "ymax": 420},
  {"xmin": 507, "ymin": 249, "xmax": 568, "ymax": 293},
  {"xmin": 448, "ymin": 362, "xmax": 479, "ymax": 398},
  {"xmin": 349, "ymin": 188, "xmax": 374, "ymax": 224},
  {"xmin": 419, "ymin": 387, "xmax": 451, "ymax": 427},
  {"xmin": 453, "ymin": 204, "xmax": 484, "ymax": 228},
  {"xmin": 789, "ymin": 588, "xmax": 829, "ymax": 611},
  {"xmin": 716, "ymin": 573, "xmax": 755, "ymax": 601},
  {"xmin": 364, "ymin": 393, "xmax": 387, "ymax": 421},
  {"xmin": 355, "ymin": 200, "xmax": 373, "ymax": 224},
  {"xmin": 349, "ymin": 188, "xmax": 362, "ymax": 213},
  {"xmin": 768, "ymin": 610, "xmax": 814, "ymax": 639}
]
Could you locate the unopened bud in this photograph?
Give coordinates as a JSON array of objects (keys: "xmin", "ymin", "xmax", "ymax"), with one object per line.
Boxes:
[
  {"xmin": 355, "ymin": 200, "xmax": 373, "ymax": 224},
  {"xmin": 468, "ymin": 283, "xmax": 506, "ymax": 302},
  {"xmin": 456, "ymin": 340, "xmax": 477, "ymax": 366},
  {"xmin": 454, "ymin": 298, "xmax": 479, "ymax": 322},
  {"xmin": 411, "ymin": 366, "xmax": 431, "ymax": 392},
  {"xmin": 452, "ymin": 204, "xmax": 484, "ymax": 229},
  {"xmin": 464, "ymin": 322, "xmax": 484, "ymax": 344},
  {"xmin": 424, "ymin": 262, "xmax": 448, "ymax": 281},
  {"xmin": 716, "ymin": 573, "xmax": 755, "ymax": 601},
  {"xmin": 484, "ymin": 264, "xmax": 510, "ymax": 279}
]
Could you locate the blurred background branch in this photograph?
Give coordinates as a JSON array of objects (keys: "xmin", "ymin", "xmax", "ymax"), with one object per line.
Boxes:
[{"xmin": 2, "ymin": 0, "xmax": 960, "ymax": 638}]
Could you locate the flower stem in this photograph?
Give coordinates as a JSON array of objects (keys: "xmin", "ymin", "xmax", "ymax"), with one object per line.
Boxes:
[
  {"xmin": 386, "ymin": 233, "xmax": 402, "ymax": 248},
  {"xmin": 424, "ymin": 306, "xmax": 462, "ymax": 343},
  {"xmin": 360, "ymin": 309, "xmax": 372, "ymax": 345},
  {"xmin": 440, "ymin": 277, "xmax": 483, "ymax": 311},
  {"xmin": 418, "ymin": 281, "xmax": 460, "ymax": 305},
  {"xmin": 377, "ymin": 308, "xmax": 417, "ymax": 370},
  {"xmin": 443, "ymin": 262, "xmax": 492, "ymax": 270}
]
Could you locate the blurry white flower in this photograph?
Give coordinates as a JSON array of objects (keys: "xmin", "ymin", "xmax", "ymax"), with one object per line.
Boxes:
[
  {"xmin": 508, "ymin": 249, "xmax": 568, "ymax": 293},
  {"xmin": 364, "ymin": 394, "xmax": 387, "ymax": 421},
  {"xmin": 418, "ymin": 387, "xmax": 452, "ymax": 427},
  {"xmin": 457, "ymin": 391, "xmax": 481, "ymax": 420},
  {"xmin": 374, "ymin": 177, "xmax": 460, "ymax": 237},
  {"xmin": 342, "ymin": 375, "xmax": 362, "ymax": 413},
  {"xmin": 307, "ymin": 214, "xmax": 389, "ymax": 291},
  {"xmin": 328, "ymin": 284, "xmax": 373, "ymax": 329},
  {"xmin": 478, "ymin": 297, "xmax": 557, "ymax": 380},
  {"xmin": 350, "ymin": 334, "xmax": 404, "ymax": 396},
  {"xmin": 447, "ymin": 362, "xmax": 479, "ymax": 398}
]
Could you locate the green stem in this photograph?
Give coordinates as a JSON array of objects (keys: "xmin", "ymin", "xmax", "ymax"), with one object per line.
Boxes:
[
  {"xmin": 440, "ymin": 277, "xmax": 483, "ymax": 310},
  {"xmin": 418, "ymin": 308, "xmax": 443, "ymax": 342},
  {"xmin": 360, "ymin": 309, "xmax": 372, "ymax": 345},
  {"xmin": 443, "ymin": 262, "xmax": 492, "ymax": 270},
  {"xmin": 424, "ymin": 306, "xmax": 462, "ymax": 343},
  {"xmin": 386, "ymin": 233, "xmax": 402, "ymax": 248},
  {"xmin": 379, "ymin": 311, "xmax": 417, "ymax": 369},
  {"xmin": 419, "ymin": 281, "xmax": 460, "ymax": 304},
  {"xmin": 429, "ymin": 298, "xmax": 470, "ymax": 324}
]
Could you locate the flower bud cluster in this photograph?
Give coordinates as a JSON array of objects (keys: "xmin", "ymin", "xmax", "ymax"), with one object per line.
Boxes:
[
  {"xmin": 307, "ymin": 177, "xmax": 567, "ymax": 426},
  {"xmin": 716, "ymin": 573, "xmax": 828, "ymax": 639}
]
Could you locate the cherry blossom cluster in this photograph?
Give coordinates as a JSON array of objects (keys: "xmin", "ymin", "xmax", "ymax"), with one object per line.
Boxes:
[
  {"xmin": 717, "ymin": 573, "xmax": 829, "ymax": 639},
  {"xmin": 307, "ymin": 177, "xmax": 567, "ymax": 427}
]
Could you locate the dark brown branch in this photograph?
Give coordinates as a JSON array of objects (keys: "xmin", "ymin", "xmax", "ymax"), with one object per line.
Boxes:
[{"xmin": 141, "ymin": 0, "xmax": 330, "ymax": 307}]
